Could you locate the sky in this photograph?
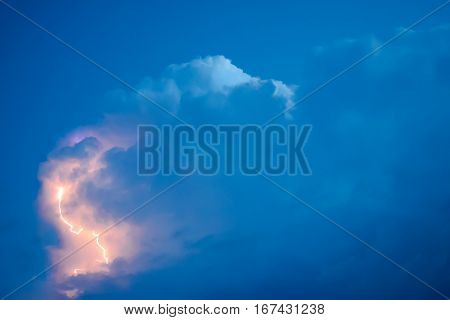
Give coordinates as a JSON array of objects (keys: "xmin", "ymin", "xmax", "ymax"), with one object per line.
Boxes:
[{"xmin": 0, "ymin": 0, "xmax": 450, "ymax": 299}]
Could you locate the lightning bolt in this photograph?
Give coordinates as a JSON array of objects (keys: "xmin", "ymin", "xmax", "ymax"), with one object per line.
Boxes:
[
  {"xmin": 57, "ymin": 187, "xmax": 84, "ymax": 235},
  {"xmin": 56, "ymin": 186, "xmax": 110, "ymax": 275},
  {"xmin": 92, "ymin": 231, "xmax": 109, "ymax": 264}
]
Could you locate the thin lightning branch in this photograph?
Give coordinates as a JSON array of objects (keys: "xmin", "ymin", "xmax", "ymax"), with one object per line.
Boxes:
[
  {"xmin": 57, "ymin": 187, "xmax": 109, "ymax": 268},
  {"xmin": 92, "ymin": 231, "xmax": 109, "ymax": 264},
  {"xmin": 57, "ymin": 187, "xmax": 83, "ymax": 235}
]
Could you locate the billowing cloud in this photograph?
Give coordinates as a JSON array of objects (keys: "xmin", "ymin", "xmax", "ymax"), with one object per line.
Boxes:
[
  {"xmin": 38, "ymin": 25, "xmax": 450, "ymax": 299},
  {"xmin": 37, "ymin": 55, "xmax": 298, "ymax": 297}
]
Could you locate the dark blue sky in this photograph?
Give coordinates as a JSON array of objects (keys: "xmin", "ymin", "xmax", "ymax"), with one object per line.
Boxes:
[{"xmin": 1, "ymin": 0, "xmax": 450, "ymax": 299}]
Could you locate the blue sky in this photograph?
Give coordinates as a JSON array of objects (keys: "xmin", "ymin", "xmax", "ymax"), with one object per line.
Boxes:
[{"xmin": 1, "ymin": 0, "xmax": 450, "ymax": 299}]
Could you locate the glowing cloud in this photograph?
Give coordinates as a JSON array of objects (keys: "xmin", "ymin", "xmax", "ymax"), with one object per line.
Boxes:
[
  {"xmin": 38, "ymin": 130, "xmax": 143, "ymax": 297},
  {"xmin": 37, "ymin": 55, "xmax": 298, "ymax": 298}
]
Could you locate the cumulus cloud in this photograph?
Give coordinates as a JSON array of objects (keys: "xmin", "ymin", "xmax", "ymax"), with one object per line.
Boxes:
[
  {"xmin": 135, "ymin": 55, "xmax": 297, "ymax": 119},
  {"xmin": 38, "ymin": 24, "xmax": 450, "ymax": 299},
  {"xmin": 165, "ymin": 55, "xmax": 260, "ymax": 96},
  {"xmin": 38, "ymin": 55, "xmax": 298, "ymax": 297}
]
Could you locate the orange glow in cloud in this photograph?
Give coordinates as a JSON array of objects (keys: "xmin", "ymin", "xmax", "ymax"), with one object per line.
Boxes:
[
  {"xmin": 38, "ymin": 130, "xmax": 142, "ymax": 298},
  {"xmin": 57, "ymin": 185, "xmax": 110, "ymax": 270}
]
